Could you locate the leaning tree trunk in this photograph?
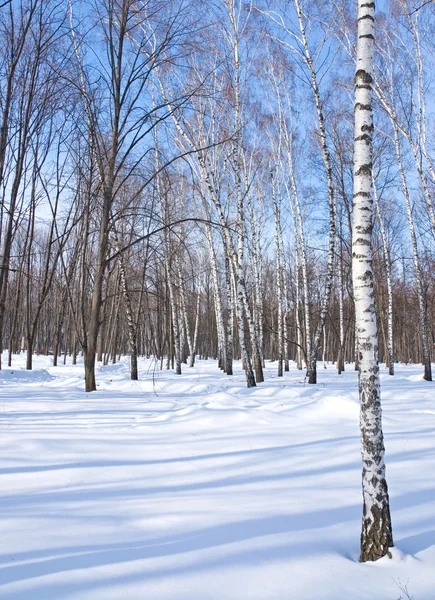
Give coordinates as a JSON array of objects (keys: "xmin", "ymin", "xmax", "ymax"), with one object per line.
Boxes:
[
  {"xmin": 406, "ymin": 7, "xmax": 435, "ymax": 240},
  {"xmin": 353, "ymin": 0, "xmax": 393, "ymax": 562},
  {"xmin": 295, "ymin": 0, "xmax": 336, "ymax": 384},
  {"xmin": 392, "ymin": 124, "xmax": 432, "ymax": 382}
]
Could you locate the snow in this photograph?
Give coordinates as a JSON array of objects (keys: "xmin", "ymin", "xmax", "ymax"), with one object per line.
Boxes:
[{"xmin": 0, "ymin": 354, "xmax": 434, "ymax": 599}]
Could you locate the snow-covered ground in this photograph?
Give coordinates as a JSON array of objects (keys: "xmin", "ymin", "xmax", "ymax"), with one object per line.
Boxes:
[{"xmin": 0, "ymin": 354, "xmax": 434, "ymax": 600}]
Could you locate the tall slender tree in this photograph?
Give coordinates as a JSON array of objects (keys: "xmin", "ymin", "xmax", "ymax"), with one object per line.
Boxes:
[{"xmin": 352, "ymin": 0, "xmax": 393, "ymax": 562}]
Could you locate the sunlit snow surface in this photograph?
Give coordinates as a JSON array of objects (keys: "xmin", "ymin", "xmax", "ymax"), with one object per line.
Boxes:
[{"xmin": 0, "ymin": 355, "xmax": 434, "ymax": 599}]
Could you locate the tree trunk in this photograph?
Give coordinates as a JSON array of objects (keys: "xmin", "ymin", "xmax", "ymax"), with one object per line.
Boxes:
[
  {"xmin": 392, "ymin": 124, "xmax": 431, "ymax": 381},
  {"xmin": 353, "ymin": 0, "xmax": 393, "ymax": 562},
  {"xmin": 272, "ymin": 169, "xmax": 283, "ymax": 377},
  {"xmin": 373, "ymin": 180, "xmax": 394, "ymax": 375},
  {"xmin": 295, "ymin": 0, "xmax": 337, "ymax": 384},
  {"xmin": 84, "ymin": 348, "xmax": 96, "ymax": 392},
  {"xmin": 26, "ymin": 336, "xmax": 33, "ymax": 371},
  {"xmin": 112, "ymin": 232, "xmax": 138, "ymax": 380},
  {"xmin": 337, "ymin": 230, "xmax": 345, "ymax": 374},
  {"xmin": 85, "ymin": 186, "xmax": 111, "ymax": 391},
  {"xmin": 224, "ymin": 245, "xmax": 233, "ymax": 375}
]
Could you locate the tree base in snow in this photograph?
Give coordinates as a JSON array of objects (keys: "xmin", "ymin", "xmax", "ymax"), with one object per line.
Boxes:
[{"xmin": 360, "ymin": 499, "xmax": 393, "ymax": 562}]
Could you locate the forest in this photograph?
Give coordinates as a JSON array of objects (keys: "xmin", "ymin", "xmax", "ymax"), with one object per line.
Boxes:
[{"xmin": 0, "ymin": 0, "xmax": 434, "ymax": 598}]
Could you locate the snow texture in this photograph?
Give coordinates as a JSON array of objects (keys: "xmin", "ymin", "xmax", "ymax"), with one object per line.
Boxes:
[{"xmin": 0, "ymin": 355, "xmax": 434, "ymax": 599}]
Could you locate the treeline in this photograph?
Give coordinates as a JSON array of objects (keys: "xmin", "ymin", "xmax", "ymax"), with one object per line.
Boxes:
[{"xmin": 1, "ymin": 0, "xmax": 434, "ymax": 391}]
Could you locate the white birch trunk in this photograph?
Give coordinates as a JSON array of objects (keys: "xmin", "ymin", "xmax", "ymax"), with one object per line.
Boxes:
[
  {"xmin": 294, "ymin": 248, "xmax": 303, "ymax": 370},
  {"xmin": 337, "ymin": 229, "xmax": 345, "ymax": 374},
  {"xmin": 353, "ymin": 0, "xmax": 393, "ymax": 562},
  {"xmin": 223, "ymin": 238, "xmax": 234, "ymax": 375},
  {"xmin": 248, "ymin": 191, "xmax": 264, "ymax": 368},
  {"xmin": 228, "ymin": 0, "xmax": 264, "ymax": 385},
  {"xmin": 400, "ymin": 12, "xmax": 435, "ymax": 240},
  {"xmin": 267, "ymin": 65, "xmax": 301, "ymax": 371},
  {"xmin": 294, "ymin": 0, "xmax": 337, "ymax": 384},
  {"xmin": 230, "ymin": 255, "xmax": 256, "ymax": 387},
  {"xmin": 401, "ymin": 128, "xmax": 435, "ymax": 241},
  {"xmin": 373, "ymin": 180, "xmax": 394, "ymax": 375},
  {"xmin": 154, "ymin": 128, "xmax": 181, "ymax": 375},
  {"xmin": 286, "ymin": 179, "xmax": 309, "ymax": 369},
  {"xmin": 322, "ymin": 325, "xmax": 327, "ymax": 369},
  {"xmin": 279, "ymin": 215, "xmax": 290, "ymax": 371},
  {"xmin": 205, "ymin": 219, "xmax": 226, "ymax": 370},
  {"xmin": 272, "ymin": 169, "xmax": 283, "ymax": 377},
  {"xmin": 111, "ymin": 231, "xmax": 138, "ymax": 380},
  {"xmin": 374, "ymin": 45, "xmax": 435, "ymax": 241},
  {"xmin": 392, "ymin": 124, "xmax": 432, "ymax": 381}
]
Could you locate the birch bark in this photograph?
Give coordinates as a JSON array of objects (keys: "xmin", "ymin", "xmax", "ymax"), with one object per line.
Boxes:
[
  {"xmin": 286, "ymin": 166, "xmax": 311, "ymax": 371},
  {"xmin": 294, "ymin": 0, "xmax": 337, "ymax": 384},
  {"xmin": 248, "ymin": 191, "xmax": 264, "ymax": 369},
  {"xmin": 272, "ymin": 169, "xmax": 283, "ymax": 377},
  {"xmin": 373, "ymin": 180, "xmax": 394, "ymax": 375},
  {"xmin": 111, "ymin": 229, "xmax": 138, "ymax": 380},
  {"xmin": 294, "ymin": 256, "xmax": 303, "ymax": 370},
  {"xmin": 227, "ymin": 0, "xmax": 264, "ymax": 384},
  {"xmin": 353, "ymin": 0, "xmax": 393, "ymax": 562},
  {"xmin": 205, "ymin": 219, "xmax": 226, "ymax": 371},
  {"xmin": 392, "ymin": 124, "xmax": 432, "ymax": 381},
  {"xmin": 337, "ymin": 227, "xmax": 345, "ymax": 374},
  {"xmin": 223, "ymin": 238, "xmax": 234, "ymax": 375},
  {"xmin": 278, "ymin": 214, "xmax": 290, "ymax": 371}
]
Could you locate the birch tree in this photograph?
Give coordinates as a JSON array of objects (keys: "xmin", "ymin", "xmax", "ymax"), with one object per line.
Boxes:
[
  {"xmin": 272, "ymin": 168, "xmax": 284, "ymax": 376},
  {"xmin": 261, "ymin": 0, "xmax": 337, "ymax": 383},
  {"xmin": 352, "ymin": 0, "xmax": 393, "ymax": 562},
  {"xmin": 373, "ymin": 178, "xmax": 394, "ymax": 375}
]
